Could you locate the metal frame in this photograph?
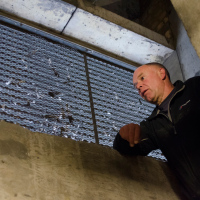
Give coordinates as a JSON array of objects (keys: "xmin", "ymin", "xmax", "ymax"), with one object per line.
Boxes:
[{"xmin": 0, "ymin": 15, "xmax": 137, "ymax": 72}]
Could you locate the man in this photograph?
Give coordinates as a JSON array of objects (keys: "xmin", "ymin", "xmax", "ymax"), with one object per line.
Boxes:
[{"xmin": 113, "ymin": 63, "xmax": 200, "ymax": 199}]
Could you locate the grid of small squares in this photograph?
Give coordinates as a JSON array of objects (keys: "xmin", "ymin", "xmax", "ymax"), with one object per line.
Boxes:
[{"xmin": 0, "ymin": 21, "xmax": 165, "ymax": 161}]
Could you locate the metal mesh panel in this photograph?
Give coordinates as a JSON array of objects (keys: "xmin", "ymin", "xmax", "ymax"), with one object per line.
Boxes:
[
  {"xmin": 0, "ymin": 20, "xmax": 166, "ymax": 161},
  {"xmin": 0, "ymin": 23, "xmax": 95, "ymax": 142},
  {"xmin": 87, "ymin": 57, "xmax": 166, "ymax": 161},
  {"xmin": 87, "ymin": 57, "xmax": 155, "ymax": 146}
]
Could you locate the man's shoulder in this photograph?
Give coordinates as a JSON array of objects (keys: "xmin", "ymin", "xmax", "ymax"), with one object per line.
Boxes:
[
  {"xmin": 173, "ymin": 76, "xmax": 200, "ymax": 91},
  {"xmin": 184, "ymin": 76, "xmax": 200, "ymax": 85},
  {"xmin": 184, "ymin": 76, "xmax": 200, "ymax": 91}
]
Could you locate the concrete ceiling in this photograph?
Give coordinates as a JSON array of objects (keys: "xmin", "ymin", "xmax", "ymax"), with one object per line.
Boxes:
[
  {"xmin": 0, "ymin": 0, "xmax": 173, "ymax": 66},
  {"xmin": 90, "ymin": 0, "xmax": 151, "ymax": 21},
  {"xmin": 96, "ymin": 0, "xmax": 142, "ymax": 20}
]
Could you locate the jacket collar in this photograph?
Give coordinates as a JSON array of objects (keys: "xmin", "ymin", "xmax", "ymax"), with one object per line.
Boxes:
[{"xmin": 146, "ymin": 80, "xmax": 185, "ymax": 120}]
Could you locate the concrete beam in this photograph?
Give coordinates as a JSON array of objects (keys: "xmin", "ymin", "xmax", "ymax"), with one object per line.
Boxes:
[
  {"xmin": 0, "ymin": 0, "xmax": 76, "ymax": 32},
  {"xmin": 169, "ymin": 6, "xmax": 200, "ymax": 80},
  {"xmin": 163, "ymin": 51, "xmax": 184, "ymax": 83},
  {"xmin": 170, "ymin": 0, "xmax": 200, "ymax": 62},
  {"xmin": 0, "ymin": 0, "xmax": 174, "ymax": 65},
  {"xmin": 63, "ymin": 8, "xmax": 173, "ymax": 64},
  {"xmin": 0, "ymin": 121, "xmax": 181, "ymax": 199}
]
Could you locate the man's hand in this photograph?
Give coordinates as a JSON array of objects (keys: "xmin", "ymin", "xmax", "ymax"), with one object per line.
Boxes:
[{"xmin": 119, "ymin": 123, "xmax": 141, "ymax": 147}]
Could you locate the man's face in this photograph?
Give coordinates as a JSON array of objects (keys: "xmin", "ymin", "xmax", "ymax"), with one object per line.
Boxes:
[{"xmin": 133, "ymin": 65, "xmax": 164, "ymax": 105}]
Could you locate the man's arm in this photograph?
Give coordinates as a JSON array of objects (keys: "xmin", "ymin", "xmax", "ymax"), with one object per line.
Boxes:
[
  {"xmin": 119, "ymin": 123, "xmax": 141, "ymax": 147},
  {"xmin": 113, "ymin": 131, "xmax": 143, "ymax": 155},
  {"xmin": 113, "ymin": 122, "xmax": 158, "ymax": 156}
]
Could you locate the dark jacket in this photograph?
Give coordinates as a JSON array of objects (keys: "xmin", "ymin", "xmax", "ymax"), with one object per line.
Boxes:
[{"xmin": 113, "ymin": 76, "xmax": 200, "ymax": 199}]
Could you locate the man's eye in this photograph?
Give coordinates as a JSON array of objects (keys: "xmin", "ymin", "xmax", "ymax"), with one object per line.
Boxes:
[{"xmin": 141, "ymin": 76, "xmax": 144, "ymax": 80}]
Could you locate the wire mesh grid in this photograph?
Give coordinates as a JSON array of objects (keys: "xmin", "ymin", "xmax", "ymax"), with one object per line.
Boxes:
[
  {"xmin": 0, "ymin": 23, "xmax": 95, "ymax": 143},
  {"xmin": 87, "ymin": 57, "xmax": 155, "ymax": 146},
  {"xmin": 0, "ymin": 21, "xmax": 166, "ymax": 160}
]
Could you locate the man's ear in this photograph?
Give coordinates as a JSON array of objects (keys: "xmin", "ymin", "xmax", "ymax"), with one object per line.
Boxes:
[{"xmin": 160, "ymin": 68, "xmax": 166, "ymax": 80}]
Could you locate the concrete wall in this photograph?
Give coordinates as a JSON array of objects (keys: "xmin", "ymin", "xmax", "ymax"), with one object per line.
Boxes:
[
  {"xmin": 163, "ymin": 51, "xmax": 183, "ymax": 84},
  {"xmin": 170, "ymin": 0, "xmax": 200, "ymax": 62},
  {"xmin": 0, "ymin": 121, "xmax": 182, "ymax": 200},
  {"xmin": 170, "ymin": 2, "xmax": 200, "ymax": 80}
]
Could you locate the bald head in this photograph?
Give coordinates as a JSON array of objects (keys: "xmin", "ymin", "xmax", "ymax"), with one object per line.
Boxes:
[
  {"xmin": 144, "ymin": 62, "xmax": 171, "ymax": 81},
  {"xmin": 133, "ymin": 63, "xmax": 174, "ymax": 105}
]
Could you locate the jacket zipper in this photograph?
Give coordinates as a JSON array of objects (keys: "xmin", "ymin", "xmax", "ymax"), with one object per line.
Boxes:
[
  {"xmin": 156, "ymin": 85, "xmax": 185, "ymax": 135},
  {"xmin": 168, "ymin": 85, "xmax": 185, "ymax": 134},
  {"xmin": 156, "ymin": 111, "xmax": 177, "ymax": 133}
]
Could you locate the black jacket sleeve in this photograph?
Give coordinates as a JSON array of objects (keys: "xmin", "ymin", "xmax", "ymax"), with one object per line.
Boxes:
[
  {"xmin": 113, "ymin": 132, "xmax": 144, "ymax": 155},
  {"xmin": 113, "ymin": 120, "xmax": 158, "ymax": 156}
]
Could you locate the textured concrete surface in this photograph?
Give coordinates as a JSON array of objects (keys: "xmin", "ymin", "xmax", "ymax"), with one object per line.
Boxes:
[
  {"xmin": 0, "ymin": 121, "xmax": 181, "ymax": 200},
  {"xmin": 0, "ymin": 0, "xmax": 76, "ymax": 32},
  {"xmin": 171, "ymin": 0, "xmax": 200, "ymax": 63},
  {"xmin": 163, "ymin": 51, "xmax": 184, "ymax": 83},
  {"xmin": 0, "ymin": 0, "xmax": 173, "ymax": 65},
  {"xmin": 74, "ymin": 0, "xmax": 173, "ymax": 49},
  {"xmin": 169, "ymin": 8, "xmax": 200, "ymax": 80},
  {"xmin": 63, "ymin": 8, "xmax": 173, "ymax": 65}
]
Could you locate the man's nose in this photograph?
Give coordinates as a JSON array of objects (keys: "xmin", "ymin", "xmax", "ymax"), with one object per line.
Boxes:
[{"xmin": 136, "ymin": 82, "xmax": 142, "ymax": 90}]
